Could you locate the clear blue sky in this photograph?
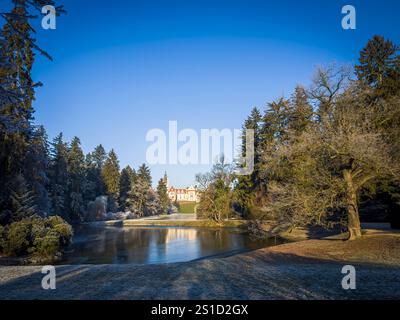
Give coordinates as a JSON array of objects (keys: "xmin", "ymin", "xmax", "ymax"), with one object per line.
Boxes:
[{"xmin": 2, "ymin": 0, "xmax": 399, "ymax": 187}]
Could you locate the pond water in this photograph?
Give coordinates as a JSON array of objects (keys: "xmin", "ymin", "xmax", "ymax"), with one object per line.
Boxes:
[{"xmin": 58, "ymin": 225, "xmax": 286, "ymax": 265}]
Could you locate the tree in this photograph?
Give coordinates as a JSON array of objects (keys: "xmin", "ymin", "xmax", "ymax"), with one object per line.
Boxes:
[
  {"xmin": 102, "ymin": 149, "xmax": 120, "ymax": 211},
  {"xmin": 145, "ymin": 189, "xmax": 162, "ymax": 216},
  {"xmin": 67, "ymin": 137, "xmax": 86, "ymax": 221},
  {"xmin": 288, "ymin": 85, "xmax": 313, "ymax": 135},
  {"xmin": 137, "ymin": 163, "xmax": 152, "ymax": 187},
  {"xmin": 264, "ymin": 69, "xmax": 400, "ymax": 240},
  {"xmin": 119, "ymin": 165, "xmax": 135, "ymax": 211},
  {"xmin": 197, "ymin": 157, "xmax": 234, "ymax": 223},
  {"xmin": 127, "ymin": 164, "xmax": 153, "ymax": 216},
  {"xmin": 48, "ymin": 133, "xmax": 69, "ymax": 218},
  {"xmin": 234, "ymin": 107, "xmax": 262, "ymax": 216},
  {"xmin": 10, "ymin": 174, "xmax": 37, "ymax": 222},
  {"xmin": 355, "ymin": 35, "xmax": 400, "ymax": 96},
  {"xmin": 156, "ymin": 176, "xmax": 170, "ymax": 214},
  {"xmin": 24, "ymin": 125, "xmax": 51, "ymax": 215},
  {"xmin": 84, "ymin": 144, "xmax": 107, "ymax": 203},
  {"xmin": 0, "ymin": 0, "xmax": 64, "ymax": 219}
]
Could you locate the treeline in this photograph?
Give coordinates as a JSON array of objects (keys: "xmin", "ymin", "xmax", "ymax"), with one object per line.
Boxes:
[
  {"xmin": 0, "ymin": 1, "xmax": 171, "ymax": 229},
  {"xmin": 19, "ymin": 133, "xmax": 170, "ymax": 223},
  {"xmin": 197, "ymin": 35, "xmax": 400, "ymax": 240},
  {"xmin": 0, "ymin": 107, "xmax": 172, "ymax": 224},
  {"xmin": 0, "ymin": 0, "xmax": 74, "ymax": 259}
]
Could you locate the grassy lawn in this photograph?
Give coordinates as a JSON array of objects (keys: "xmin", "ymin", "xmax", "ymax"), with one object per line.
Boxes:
[
  {"xmin": 177, "ymin": 201, "xmax": 197, "ymax": 214},
  {"xmin": 106, "ymin": 219, "xmax": 246, "ymax": 228}
]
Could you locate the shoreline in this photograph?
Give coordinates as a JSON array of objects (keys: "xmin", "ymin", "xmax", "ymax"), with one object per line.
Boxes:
[
  {"xmin": 82, "ymin": 217, "xmax": 246, "ymax": 229},
  {"xmin": 0, "ymin": 233, "xmax": 399, "ymax": 299}
]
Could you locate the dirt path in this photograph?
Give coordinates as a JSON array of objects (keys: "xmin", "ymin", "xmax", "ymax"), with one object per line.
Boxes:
[{"xmin": 0, "ymin": 234, "xmax": 399, "ymax": 300}]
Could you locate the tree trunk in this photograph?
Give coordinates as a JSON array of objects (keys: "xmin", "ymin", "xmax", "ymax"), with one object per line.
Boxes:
[{"xmin": 344, "ymin": 170, "xmax": 362, "ymax": 240}]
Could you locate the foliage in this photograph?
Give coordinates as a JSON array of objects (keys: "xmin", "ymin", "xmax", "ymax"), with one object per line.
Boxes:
[
  {"xmin": 234, "ymin": 37, "xmax": 400, "ymax": 239},
  {"xmin": 101, "ymin": 149, "xmax": 120, "ymax": 211},
  {"xmin": 196, "ymin": 157, "xmax": 234, "ymax": 223},
  {"xmin": 156, "ymin": 175, "xmax": 170, "ymax": 214},
  {"xmin": 119, "ymin": 165, "xmax": 135, "ymax": 211},
  {"xmin": 1, "ymin": 216, "xmax": 72, "ymax": 259}
]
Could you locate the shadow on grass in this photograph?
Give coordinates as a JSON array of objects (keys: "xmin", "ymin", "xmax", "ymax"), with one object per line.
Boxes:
[{"xmin": 0, "ymin": 249, "xmax": 399, "ymax": 300}]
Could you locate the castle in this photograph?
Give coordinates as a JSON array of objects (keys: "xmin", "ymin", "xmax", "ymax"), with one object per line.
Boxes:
[{"xmin": 164, "ymin": 174, "xmax": 199, "ymax": 203}]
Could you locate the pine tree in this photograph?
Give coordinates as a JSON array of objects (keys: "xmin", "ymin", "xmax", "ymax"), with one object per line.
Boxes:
[
  {"xmin": 145, "ymin": 189, "xmax": 162, "ymax": 216},
  {"xmin": 0, "ymin": 0, "xmax": 64, "ymax": 218},
  {"xmin": 24, "ymin": 125, "xmax": 51, "ymax": 215},
  {"xmin": 92, "ymin": 144, "xmax": 107, "ymax": 169},
  {"xmin": 127, "ymin": 164, "xmax": 152, "ymax": 216},
  {"xmin": 288, "ymin": 85, "xmax": 313, "ymax": 135},
  {"xmin": 84, "ymin": 144, "xmax": 107, "ymax": 202},
  {"xmin": 137, "ymin": 163, "xmax": 152, "ymax": 188},
  {"xmin": 67, "ymin": 137, "xmax": 86, "ymax": 221},
  {"xmin": 10, "ymin": 174, "xmax": 37, "ymax": 221},
  {"xmin": 119, "ymin": 165, "xmax": 135, "ymax": 211},
  {"xmin": 101, "ymin": 149, "xmax": 120, "ymax": 211},
  {"xmin": 0, "ymin": 3, "xmax": 35, "ymax": 216},
  {"xmin": 157, "ymin": 177, "xmax": 169, "ymax": 214},
  {"xmin": 355, "ymin": 35, "xmax": 400, "ymax": 96},
  {"xmin": 48, "ymin": 133, "xmax": 69, "ymax": 218},
  {"xmin": 234, "ymin": 107, "xmax": 262, "ymax": 216}
]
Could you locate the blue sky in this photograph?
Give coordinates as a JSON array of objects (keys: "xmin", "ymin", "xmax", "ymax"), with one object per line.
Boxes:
[{"xmin": 2, "ymin": 0, "xmax": 400, "ymax": 187}]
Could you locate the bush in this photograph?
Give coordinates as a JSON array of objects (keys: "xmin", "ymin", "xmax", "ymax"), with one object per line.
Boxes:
[
  {"xmin": 0, "ymin": 215, "xmax": 73, "ymax": 260},
  {"xmin": 34, "ymin": 230, "xmax": 60, "ymax": 258},
  {"xmin": 6, "ymin": 219, "xmax": 32, "ymax": 255}
]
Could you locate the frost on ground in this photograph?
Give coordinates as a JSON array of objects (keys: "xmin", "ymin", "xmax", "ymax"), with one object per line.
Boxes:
[{"xmin": 0, "ymin": 235, "xmax": 399, "ymax": 300}]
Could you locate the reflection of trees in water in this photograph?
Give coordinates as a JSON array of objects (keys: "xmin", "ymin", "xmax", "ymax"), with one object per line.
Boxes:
[
  {"xmin": 164, "ymin": 228, "xmax": 197, "ymax": 243},
  {"xmin": 68, "ymin": 226, "xmax": 261, "ymax": 264}
]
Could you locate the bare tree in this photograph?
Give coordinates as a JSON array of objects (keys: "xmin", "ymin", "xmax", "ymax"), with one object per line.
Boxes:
[{"xmin": 264, "ymin": 68, "xmax": 400, "ymax": 240}]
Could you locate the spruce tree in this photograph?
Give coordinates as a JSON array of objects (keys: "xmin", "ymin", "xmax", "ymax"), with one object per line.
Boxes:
[
  {"xmin": 157, "ymin": 177, "xmax": 169, "ymax": 214},
  {"xmin": 10, "ymin": 174, "xmax": 37, "ymax": 221},
  {"xmin": 119, "ymin": 165, "xmax": 135, "ymax": 211},
  {"xmin": 24, "ymin": 125, "xmax": 51, "ymax": 215},
  {"xmin": 355, "ymin": 35, "xmax": 399, "ymax": 95},
  {"xmin": 102, "ymin": 149, "xmax": 120, "ymax": 211},
  {"xmin": 67, "ymin": 137, "xmax": 86, "ymax": 221},
  {"xmin": 48, "ymin": 133, "xmax": 69, "ymax": 218},
  {"xmin": 84, "ymin": 144, "xmax": 107, "ymax": 202},
  {"xmin": 127, "ymin": 164, "xmax": 152, "ymax": 216}
]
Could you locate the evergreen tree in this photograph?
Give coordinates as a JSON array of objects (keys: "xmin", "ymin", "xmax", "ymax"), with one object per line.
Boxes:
[
  {"xmin": 0, "ymin": 0, "xmax": 64, "ymax": 218},
  {"xmin": 92, "ymin": 144, "xmax": 107, "ymax": 169},
  {"xmin": 102, "ymin": 149, "xmax": 120, "ymax": 211},
  {"xmin": 157, "ymin": 176, "xmax": 170, "ymax": 214},
  {"xmin": 127, "ymin": 164, "xmax": 152, "ymax": 216},
  {"xmin": 0, "ymin": 3, "xmax": 35, "ymax": 216},
  {"xmin": 119, "ymin": 165, "xmax": 135, "ymax": 211},
  {"xmin": 24, "ymin": 125, "xmax": 51, "ymax": 215},
  {"xmin": 137, "ymin": 163, "xmax": 152, "ymax": 188},
  {"xmin": 355, "ymin": 35, "xmax": 400, "ymax": 96},
  {"xmin": 288, "ymin": 85, "xmax": 313, "ymax": 135},
  {"xmin": 84, "ymin": 144, "xmax": 107, "ymax": 202},
  {"xmin": 67, "ymin": 137, "xmax": 86, "ymax": 221},
  {"xmin": 10, "ymin": 174, "xmax": 37, "ymax": 222},
  {"xmin": 48, "ymin": 133, "xmax": 69, "ymax": 218}
]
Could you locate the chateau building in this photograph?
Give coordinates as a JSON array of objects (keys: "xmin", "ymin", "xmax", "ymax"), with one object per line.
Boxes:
[
  {"xmin": 167, "ymin": 186, "xmax": 199, "ymax": 203},
  {"xmin": 164, "ymin": 173, "xmax": 199, "ymax": 203}
]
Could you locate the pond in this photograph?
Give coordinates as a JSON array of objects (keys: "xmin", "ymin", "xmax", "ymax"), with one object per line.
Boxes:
[{"xmin": 58, "ymin": 225, "xmax": 286, "ymax": 265}]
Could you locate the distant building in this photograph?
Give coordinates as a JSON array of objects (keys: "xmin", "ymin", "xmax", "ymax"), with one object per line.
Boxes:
[
  {"xmin": 167, "ymin": 186, "xmax": 199, "ymax": 203},
  {"xmin": 164, "ymin": 173, "xmax": 199, "ymax": 203}
]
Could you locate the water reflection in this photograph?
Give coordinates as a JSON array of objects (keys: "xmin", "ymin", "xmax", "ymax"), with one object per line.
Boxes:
[{"xmin": 59, "ymin": 226, "xmax": 285, "ymax": 265}]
